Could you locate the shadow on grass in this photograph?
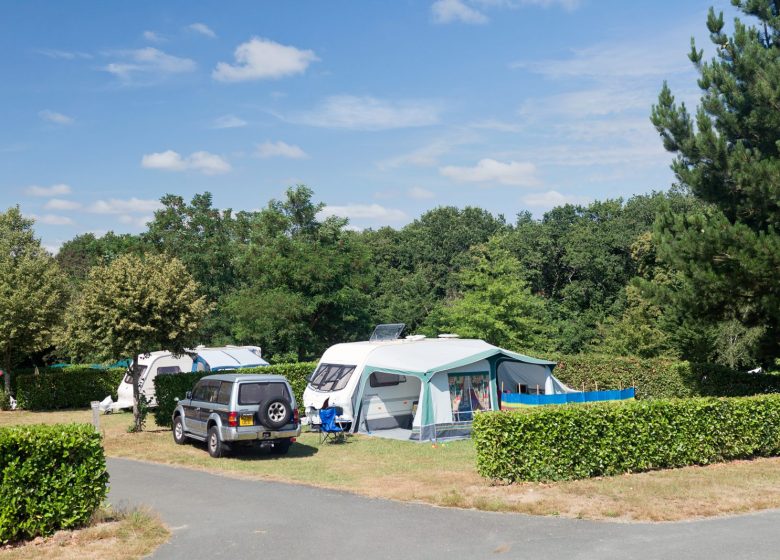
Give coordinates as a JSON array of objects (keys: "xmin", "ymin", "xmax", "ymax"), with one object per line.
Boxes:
[{"xmin": 231, "ymin": 441, "xmax": 320, "ymax": 461}]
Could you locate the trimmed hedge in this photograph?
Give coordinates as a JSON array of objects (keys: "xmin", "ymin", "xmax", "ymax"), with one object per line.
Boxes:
[
  {"xmin": 153, "ymin": 361, "xmax": 317, "ymax": 427},
  {"xmin": 14, "ymin": 368, "xmax": 125, "ymax": 411},
  {"xmin": 0, "ymin": 424, "xmax": 109, "ymax": 543},
  {"xmin": 473, "ymin": 394, "xmax": 780, "ymax": 482},
  {"xmin": 553, "ymin": 354, "xmax": 780, "ymax": 400}
]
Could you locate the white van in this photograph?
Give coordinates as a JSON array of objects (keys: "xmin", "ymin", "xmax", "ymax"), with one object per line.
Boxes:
[{"xmin": 113, "ymin": 346, "xmax": 268, "ymax": 411}]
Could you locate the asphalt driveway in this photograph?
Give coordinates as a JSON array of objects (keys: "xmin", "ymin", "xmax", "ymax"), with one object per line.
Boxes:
[{"xmin": 107, "ymin": 458, "xmax": 780, "ymax": 560}]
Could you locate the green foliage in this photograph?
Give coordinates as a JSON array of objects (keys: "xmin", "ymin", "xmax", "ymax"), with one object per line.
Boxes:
[
  {"xmin": 227, "ymin": 186, "xmax": 373, "ymax": 361},
  {"xmin": 0, "ymin": 207, "xmax": 66, "ymax": 395},
  {"xmin": 0, "ymin": 423, "xmax": 109, "ymax": 543},
  {"xmin": 56, "ymin": 231, "xmax": 142, "ymax": 287},
  {"xmin": 424, "ymin": 241, "xmax": 553, "ymax": 353},
  {"xmin": 473, "ymin": 394, "xmax": 780, "ymax": 482},
  {"xmin": 0, "ymin": 387, "xmax": 11, "ymax": 411},
  {"xmin": 153, "ymin": 362, "xmax": 317, "ymax": 427},
  {"xmin": 60, "ymin": 253, "xmax": 211, "ymax": 431},
  {"xmin": 554, "ymin": 354, "xmax": 780, "ymax": 399},
  {"xmin": 650, "ymin": 1, "xmax": 780, "ymax": 365},
  {"xmin": 14, "ymin": 368, "xmax": 125, "ymax": 410},
  {"xmin": 366, "ymin": 207, "xmax": 507, "ymax": 331}
]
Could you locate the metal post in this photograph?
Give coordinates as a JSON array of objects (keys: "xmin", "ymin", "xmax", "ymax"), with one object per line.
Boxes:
[{"xmin": 90, "ymin": 401, "xmax": 100, "ymax": 430}]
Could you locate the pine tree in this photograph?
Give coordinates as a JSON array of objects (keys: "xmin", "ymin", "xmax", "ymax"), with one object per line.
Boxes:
[{"xmin": 650, "ymin": 1, "xmax": 780, "ymax": 365}]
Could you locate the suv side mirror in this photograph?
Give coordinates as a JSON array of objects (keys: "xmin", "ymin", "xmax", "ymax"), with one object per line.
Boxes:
[{"xmin": 185, "ymin": 391, "xmax": 192, "ymax": 400}]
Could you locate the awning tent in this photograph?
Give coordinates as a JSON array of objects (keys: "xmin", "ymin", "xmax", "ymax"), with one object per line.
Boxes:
[{"xmin": 350, "ymin": 338, "xmax": 566, "ymax": 441}]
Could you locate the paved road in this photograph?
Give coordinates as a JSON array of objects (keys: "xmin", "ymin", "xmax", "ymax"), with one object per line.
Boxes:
[{"xmin": 108, "ymin": 458, "xmax": 780, "ymax": 560}]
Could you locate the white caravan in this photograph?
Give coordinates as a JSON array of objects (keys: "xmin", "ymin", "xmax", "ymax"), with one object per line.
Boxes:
[
  {"xmin": 113, "ymin": 346, "xmax": 268, "ymax": 411},
  {"xmin": 303, "ymin": 327, "xmax": 570, "ymax": 441}
]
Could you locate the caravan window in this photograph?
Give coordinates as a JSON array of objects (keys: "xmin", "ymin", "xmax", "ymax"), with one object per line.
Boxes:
[
  {"xmin": 308, "ymin": 364, "xmax": 356, "ymax": 392},
  {"xmin": 157, "ymin": 366, "xmax": 181, "ymax": 375},
  {"xmin": 123, "ymin": 366, "xmax": 147, "ymax": 385},
  {"xmin": 369, "ymin": 372, "xmax": 406, "ymax": 388}
]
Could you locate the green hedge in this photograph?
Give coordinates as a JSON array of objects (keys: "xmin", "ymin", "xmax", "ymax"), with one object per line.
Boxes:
[
  {"xmin": 153, "ymin": 362, "xmax": 317, "ymax": 427},
  {"xmin": 14, "ymin": 368, "xmax": 126, "ymax": 411},
  {"xmin": 553, "ymin": 354, "xmax": 780, "ymax": 399},
  {"xmin": 0, "ymin": 424, "xmax": 109, "ymax": 543},
  {"xmin": 473, "ymin": 394, "xmax": 780, "ymax": 482}
]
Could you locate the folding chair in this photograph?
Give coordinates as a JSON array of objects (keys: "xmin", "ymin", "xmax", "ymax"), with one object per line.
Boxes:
[{"xmin": 318, "ymin": 406, "xmax": 345, "ymax": 443}]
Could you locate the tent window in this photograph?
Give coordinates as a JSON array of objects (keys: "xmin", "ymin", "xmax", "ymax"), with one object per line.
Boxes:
[
  {"xmin": 369, "ymin": 372, "xmax": 406, "ymax": 387},
  {"xmin": 308, "ymin": 364, "xmax": 356, "ymax": 392},
  {"xmin": 448, "ymin": 374, "xmax": 490, "ymax": 422}
]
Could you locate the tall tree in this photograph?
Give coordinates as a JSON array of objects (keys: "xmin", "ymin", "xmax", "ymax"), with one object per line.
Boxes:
[
  {"xmin": 227, "ymin": 186, "xmax": 372, "ymax": 361},
  {"xmin": 425, "ymin": 241, "xmax": 553, "ymax": 354},
  {"xmin": 650, "ymin": 1, "xmax": 780, "ymax": 365},
  {"xmin": 0, "ymin": 208, "xmax": 65, "ymax": 394},
  {"xmin": 60, "ymin": 253, "xmax": 210, "ymax": 430}
]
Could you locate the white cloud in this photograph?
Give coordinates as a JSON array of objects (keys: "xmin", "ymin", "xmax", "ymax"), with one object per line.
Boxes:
[
  {"xmin": 408, "ymin": 187, "xmax": 435, "ymax": 200},
  {"xmin": 44, "ymin": 198, "xmax": 82, "ymax": 211},
  {"xmin": 142, "ymin": 30, "xmax": 165, "ymax": 43},
  {"xmin": 293, "ymin": 95, "xmax": 441, "ymax": 130},
  {"xmin": 141, "ymin": 150, "xmax": 231, "ymax": 174},
  {"xmin": 118, "ymin": 214, "xmax": 153, "ymax": 228},
  {"xmin": 37, "ymin": 49, "xmax": 92, "ymax": 60},
  {"xmin": 212, "ymin": 114, "xmax": 247, "ymax": 129},
  {"xmin": 28, "ymin": 213, "xmax": 75, "ymax": 226},
  {"xmin": 468, "ymin": 118, "xmax": 522, "ymax": 132},
  {"xmin": 104, "ymin": 48, "xmax": 196, "ymax": 81},
  {"xmin": 188, "ymin": 151, "xmax": 232, "ymax": 174},
  {"xmin": 475, "ymin": 0, "xmax": 581, "ymax": 10},
  {"xmin": 440, "ymin": 158, "xmax": 540, "ymax": 186},
  {"xmin": 39, "ymin": 110, "xmax": 74, "ymax": 125},
  {"xmin": 513, "ymin": 42, "xmax": 689, "ymax": 80},
  {"xmin": 213, "ymin": 37, "xmax": 318, "ymax": 82},
  {"xmin": 257, "ymin": 141, "xmax": 308, "ymax": 159},
  {"xmin": 519, "ymin": 86, "xmax": 653, "ymax": 118},
  {"xmin": 431, "ymin": 0, "xmax": 489, "ymax": 24},
  {"xmin": 25, "ymin": 184, "xmax": 72, "ymax": 197},
  {"xmin": 87, "ymin": 198, "xmax": 163, "ymax": 215},
  {"xmin": 520, "ymin": 190, "xmax": 591, "ymax": 208},
  {"xmin": 189, "ymin": 23, "xmax": 216, "ymax": 38},
  {"xmin": 320, "ymin": 203, "xmax": 408, "ymax": 222}
]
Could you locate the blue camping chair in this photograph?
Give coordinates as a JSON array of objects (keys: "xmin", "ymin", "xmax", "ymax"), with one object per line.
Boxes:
[{"xmin": 318, "ymin": 407, "xmax": 345, "ymax": 444}]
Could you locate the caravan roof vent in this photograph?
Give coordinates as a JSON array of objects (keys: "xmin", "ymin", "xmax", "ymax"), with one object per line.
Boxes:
[
  {"xmin": 370, "ymin": 323, "xmax": 405, "ymax": 342},
  {"xmin": 405, "ymin": 334, "xmax": 426, "ymax": 341},
  {"xmin": 437, "ymin": 333, "xmax": 460, "ymax": 339}
]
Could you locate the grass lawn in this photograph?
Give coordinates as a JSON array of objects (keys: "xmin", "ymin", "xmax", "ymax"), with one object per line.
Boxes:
[
  {"xmin": 3, "ymin": 409, "xmax": 780, "ymax": 522},
  {"xmin": 0, "ymin": 507, "xmax": 168, "ymax": 560}
]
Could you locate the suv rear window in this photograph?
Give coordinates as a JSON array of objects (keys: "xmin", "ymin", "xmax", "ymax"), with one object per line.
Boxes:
[
  {"xmin": 308, "ymin": 364, "xmax": 356, "ymax": 391},
  {"xmin": 238, "ymin": 382, "xmax": 290, "ymax": 405}
]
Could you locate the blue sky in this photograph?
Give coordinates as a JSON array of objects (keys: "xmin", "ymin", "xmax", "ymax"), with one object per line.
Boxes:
[{"xmin": 0, "ymin": 0, "xmax": 737, "ymax": 252}]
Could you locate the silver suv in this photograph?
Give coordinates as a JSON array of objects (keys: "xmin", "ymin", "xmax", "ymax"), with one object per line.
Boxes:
[{"xmin": 172, "ymin": 373, "xmax": 301, "ymax": 457}]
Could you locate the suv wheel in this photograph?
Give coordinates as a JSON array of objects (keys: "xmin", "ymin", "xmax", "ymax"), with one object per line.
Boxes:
[
  {"xmin": 207, "ymin": 426, "xmax": 225, "ymax": 458},
  {"xmin": 270, "ymin": 438, "xmax": 292, "ymax": 455},
  {"xmin": 258, "ymin": 397, "xmax": 292, "ymax": 430},
  {"xmin": 173, "ymin": 416, "xmax": 187, "ymax": 445}
]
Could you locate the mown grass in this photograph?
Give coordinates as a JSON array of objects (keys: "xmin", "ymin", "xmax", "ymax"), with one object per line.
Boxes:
[
  {"xmin": 0, "ymin": 506, "xmax": 168, "ymax": 560},
  {"xmin": 3, "ymin": 409, "xmax": 780, "ymax": 522}
]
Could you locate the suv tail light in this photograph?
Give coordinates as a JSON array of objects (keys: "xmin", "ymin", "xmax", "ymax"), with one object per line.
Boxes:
[
  {"xmin": 293, "ymin": 408, "xmax": 299, "ymax": 424},
  {"xmin": 228, "ymin": 411, "xmax": 238, "ymax": 427}
]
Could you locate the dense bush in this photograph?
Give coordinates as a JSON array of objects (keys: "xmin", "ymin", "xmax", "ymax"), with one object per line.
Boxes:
[
  {"xmin": 14, "ymin": 368, "xmax": 125, "ymax": 411},
  {"xmin": 473, "ymin": 394, "xmax": 780, "ymax": 482},
  {"xmin": 0, "ymin": 424, "xmax": 109, "ymax": 543},
  {"xmin": 553, "ymin": 354, "xmax": 780, "ymax": 399},
  {"xmin": 154, "ymin": 361, "xmax": 317, "ymax": 427}
]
